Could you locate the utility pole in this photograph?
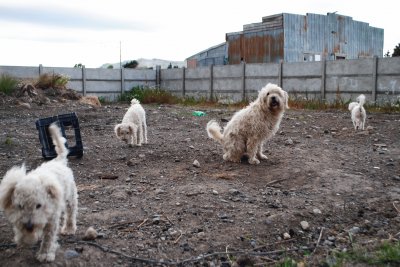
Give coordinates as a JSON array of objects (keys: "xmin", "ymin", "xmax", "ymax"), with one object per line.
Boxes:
[{"xmin": 119, "ymin": 41, "xmax": 122, "ymax": 69}]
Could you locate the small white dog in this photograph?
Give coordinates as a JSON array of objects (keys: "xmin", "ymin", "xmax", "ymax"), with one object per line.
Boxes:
[
  {"xmin": 0, "ymin": 123, "xmax": 78, "ymax": 262},
  {"xmin": 207, "ymin": 83, "xmax": 289, "ymax": 164},
  {"xmin": 115, "ymin": 98, "xmax": 148, "ymax": 146},
  {"xmin": 348, "ymin": 94, "xmax": 366, "ymax": 130}
]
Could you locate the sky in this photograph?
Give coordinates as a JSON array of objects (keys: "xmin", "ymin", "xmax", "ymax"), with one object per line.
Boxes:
[{"xmin": 0, "ymin": 0, "xmax": 398, "ymax": 68}]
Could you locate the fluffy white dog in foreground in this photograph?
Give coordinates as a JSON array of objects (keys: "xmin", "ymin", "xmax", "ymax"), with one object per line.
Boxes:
[
  {"xmin": 207, "ymin": 83, "xmax": 289, "ymax": 164},
  {"xmin": 0, "ymin": 123, "xmax": 78, "ymax": 262},
  {"xmin": 348, "ymin": 94, "xmax": 366, "ymax": 130},
  {"xmin": 115, "ymin": 98, "xmax": 148, "ymax": 146}
]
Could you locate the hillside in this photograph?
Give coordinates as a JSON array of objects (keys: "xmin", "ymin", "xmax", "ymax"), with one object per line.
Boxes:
[{"xmin": 101, "ymin": 58, "xmax": 186, "ymax": 69}]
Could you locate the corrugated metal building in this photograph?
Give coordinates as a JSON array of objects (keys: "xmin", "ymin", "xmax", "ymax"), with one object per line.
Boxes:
[
  {"xmin": 186, "ymin": 42, "xmax": 227, "ymax": 68},
  {"xmin": 186, "ymin": 12, "xmax": 384, "ymax": 67}
]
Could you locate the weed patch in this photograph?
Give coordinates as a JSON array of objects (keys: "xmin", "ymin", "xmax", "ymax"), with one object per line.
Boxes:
[{"xmin": 0, "ymin": 74, "xmax": 18, "ymax": 95}]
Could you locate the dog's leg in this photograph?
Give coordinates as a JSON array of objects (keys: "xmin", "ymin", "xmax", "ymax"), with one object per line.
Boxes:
[
  {"xmin": 61, "ymin": 196, "xmax": 78, "ymax": 235},
  {"xmin": 129, "ymin": 132, "xmax": 137, "ymax": 147},
  {"xmin": 246, "ymin": 140, "xmax": 260, "ymax": 165},
  {"xmin": 136, "ymin": 127, "xmax": 142, "ymax": 146},
  {"xmin": 256, "ymin": 143, "xmax": 268, "ymax": 160},
  {"xmin": 36, "ymin": 220, "xmax": 60, "ymax": 262},
  {"xmin": 222, "ymin": 139, "xmax": 244, "ymax": 163},
  {"xmin": 142, "ymin": 121, "xmax": 148, "ymax": 144}
]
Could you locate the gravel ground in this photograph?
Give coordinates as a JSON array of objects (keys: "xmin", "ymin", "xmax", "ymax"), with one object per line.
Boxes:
[{"xmin": 0, "ymin": 94, "xmax": 399, "ymax": 266}]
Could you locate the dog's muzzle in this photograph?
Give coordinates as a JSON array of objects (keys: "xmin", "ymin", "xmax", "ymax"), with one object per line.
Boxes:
[{"xmin": 271, "ymin": 96, "xmax": 279, "ymax": 107}]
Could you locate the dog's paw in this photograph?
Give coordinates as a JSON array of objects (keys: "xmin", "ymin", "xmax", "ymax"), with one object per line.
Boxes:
[
  {"xmin": 37, "ymin": 252, "xmax": 56, "ymax": 262},
  {"xmin": 248, "ymin": 158, "xmax": 260, "ymax": 165},
  {"xmin": 258, "ymin": 153, "xmax": 268, "ymax": 160},
  {"xmin": 61, "ymin": 225, "xmax": 77, "ymax": 235},
  {"xmin": 223, "ymin": 154, "xmax": 241, "ymax": 163}
]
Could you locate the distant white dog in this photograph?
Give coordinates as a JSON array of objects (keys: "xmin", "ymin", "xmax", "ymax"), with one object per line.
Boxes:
[
  {"xmin": 207, "ymin": 83, "xmax": 289, "ymax": 164},
  {"xmin": 114, "ymin": 98, "xmax": 148, "ymax": 146},
  {"xmin": 0, "ymin": 123, "xmax": 78, "ymax": 262},
  {"xmin": 348, "ymin": 94, "xmax": 366, "ymax": 130}
]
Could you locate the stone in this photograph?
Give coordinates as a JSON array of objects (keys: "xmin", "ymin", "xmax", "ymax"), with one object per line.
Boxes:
[{"xmin": 300, "ymin": 221, "xmax": 310, "ymax": 230}]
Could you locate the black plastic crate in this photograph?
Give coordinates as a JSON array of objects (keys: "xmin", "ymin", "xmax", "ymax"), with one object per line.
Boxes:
[{"xmin": 36, "ymin": 112, "xmax": 83, "ymax": 159}]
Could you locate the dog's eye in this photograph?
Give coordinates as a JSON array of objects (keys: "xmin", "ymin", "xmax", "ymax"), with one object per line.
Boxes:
[
  {"xmin": 36, "ymin": 204, "xmax": 42, "ymax": 209},
  {"xmin": 18, "ymin": 204, "xmax": 23, "ymax": 209},
  {"xmin": 267, "ymin": 92, "xmax": 270, "ymax": 96}
]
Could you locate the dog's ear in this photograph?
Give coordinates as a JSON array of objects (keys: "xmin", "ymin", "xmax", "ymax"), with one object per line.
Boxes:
[
  {"xmin": 128, "ymin": 123, "xmax": 136, "ymax": 134},
  {"xmin": 284, "ymin": 91, "xmax": 289, "ymax": 109},
  {"xmin": 46, "ymin": 184, "xmax": 61, "ymax": 201},
  {"xmin": 0, "ymin": 184, "xmax": 16, "ymax": 211},
  {"xmin": 0, "ymin": 165, "xmax": 25, "ymax": 211},
  {"xmin": 114, "ymin": 124, "xmax": 122, "ymax": 137}
]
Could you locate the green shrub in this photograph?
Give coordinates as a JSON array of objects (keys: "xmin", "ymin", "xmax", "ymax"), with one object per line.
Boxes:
[
  {"xmin": 4, "ymin": 137, "xmax": 13, "ymax": 145},
  {"xmin": 0, "ymin": 74, "xmax": 18, "ymax": 95},
  {"xmin": 327, "ymin": 241, "xmax": 400, "ymax": 266},
  {"xmin": 119, "ymin": 86, "xmax": 180, "ymax": 104},
  {"xmin": 98, "ymin": 96, "xmax": 106, "ymax": 104}
]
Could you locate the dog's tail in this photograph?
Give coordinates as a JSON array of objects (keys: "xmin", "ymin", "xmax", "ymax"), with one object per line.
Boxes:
[
  {"xmin": 206, "ymin": 120, "xmax": 224, "ymax": 144},
  {"xmin": 357, "ymin": 94, "xmax": 366, "ymax": 108},
  {"xmin": 49, "ymin": 123, "xmax": 68, "ymax": 161},
  {"xmin": 130, "ymin": 98, "xmax": 140, "ymax": 105}
]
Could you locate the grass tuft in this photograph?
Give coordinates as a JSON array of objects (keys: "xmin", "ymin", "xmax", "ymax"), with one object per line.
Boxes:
[
  {"xmin": 0, "ymin": 74, "xmax": 19, "ymax": 95},
  {"xmin": 327, "ymin": 241, "xmax": 400, "ymax": 266},
  {"xmin": 118, "ymin": 86, "xmax": 400, "ymax": 113},
  {"xmin": 35, "ymin": 73, "xmax": 69, "ymax": 89}
]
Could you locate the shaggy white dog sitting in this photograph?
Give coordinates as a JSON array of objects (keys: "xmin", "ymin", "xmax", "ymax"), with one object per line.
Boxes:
[
  {"xmin": 0, "ymin": 123, "xmax": 78, "ymax": 262},
  {"xmin": 348, "ymin": 94, "xmax": 366, "ymax": 130},
  {"xmin": 207, "ymin": 83, "xmax": 289, "ymax": 164},
  {"xmin": 115, "ymin": 98, "xmax": 148, "ymax": 146}
]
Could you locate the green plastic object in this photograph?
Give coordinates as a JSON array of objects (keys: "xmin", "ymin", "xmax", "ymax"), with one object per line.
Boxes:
[{"xmin": 192, "ymin": 111, "xmax": 206, "ymax": 116}]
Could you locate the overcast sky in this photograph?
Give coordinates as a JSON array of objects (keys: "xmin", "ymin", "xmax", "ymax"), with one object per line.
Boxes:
[{"xmin": 0, "ymin": 0, "xmax": 398, "ymax": 68}]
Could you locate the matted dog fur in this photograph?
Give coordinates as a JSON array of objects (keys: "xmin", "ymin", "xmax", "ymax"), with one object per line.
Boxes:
[
  {"xmin": 115, "ymin": 98, "xmax": 148, "ymax": 146},
  {"xmin": 207, "ymin": 83, "xmax": 289, "ymax": 164},
  {"xmin": 0, "ymin": 123, "xmax": 78, "ymax": 262}
]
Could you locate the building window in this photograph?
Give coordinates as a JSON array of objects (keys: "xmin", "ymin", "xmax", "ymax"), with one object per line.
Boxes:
[
  {"xmin": 334, "ymin": 53, "xmax": 346, "ymax": 60},
  {"xmin": 303, "ymin": 53, "xmax": 321, "ymax": 62}
]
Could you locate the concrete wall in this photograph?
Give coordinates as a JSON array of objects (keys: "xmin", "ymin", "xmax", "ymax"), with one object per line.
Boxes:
[{"xmin": 1, "ymin": 57, "xmax": 399, "ymax": 104}]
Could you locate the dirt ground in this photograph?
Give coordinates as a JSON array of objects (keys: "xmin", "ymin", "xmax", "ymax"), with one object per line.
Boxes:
[{"xmin": 0, "ymin": 93, "xmax": 399, "ymax": 267}]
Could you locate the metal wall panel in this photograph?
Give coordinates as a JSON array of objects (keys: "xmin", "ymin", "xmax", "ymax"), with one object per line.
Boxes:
[
  {"xmin": 226, "ymin": 29, "xmax": 284, "ymax": 64},
  {"xmin": 283, "ymin": 13, "xmax": 383, "ymax": 62}
]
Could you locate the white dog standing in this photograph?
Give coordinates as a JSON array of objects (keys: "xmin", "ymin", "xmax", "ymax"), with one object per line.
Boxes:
[
  {"xmin": 348, "ymin": 94, "xmax": 366, "ymax": 130},
  {"xmin": 207, "ymin": 83, "xmax": 289, "ymax": 164},
  {"xmin": 115, "ymin": 98, "xmax": 148, "ymax": 146},
  {"xmin": 0, "ymin": 123, "xmax": 78, "ymax": 262}
]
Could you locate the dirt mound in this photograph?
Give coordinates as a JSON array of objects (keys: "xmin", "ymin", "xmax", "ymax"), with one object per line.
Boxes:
[{"xmin": 0, "ymin": 82, "xmax": 102, "ymax": 108}]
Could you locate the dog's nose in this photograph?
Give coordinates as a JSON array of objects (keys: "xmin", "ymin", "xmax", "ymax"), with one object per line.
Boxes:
[
  {"xmin": 24, "ymin": 221, "xmax": 34, "ymax": 232},
  {"xmin": 271, "ymin": 96, "xmax": 278, "ymax": 105}
]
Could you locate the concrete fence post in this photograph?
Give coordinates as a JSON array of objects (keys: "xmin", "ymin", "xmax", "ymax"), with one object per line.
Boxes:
[
  {"xmin": 182, "ymin": 67, "xmax": 186, "ymax": 97},
  {"xmin": 156, "ymin": 65, "xmax": 161, "ymax": 89},
  {"xmin": 120, "ymin": 68, "xmax": 125, "ymax": 95},
  {"xmin": 82, "ymin": 65, "xmax": 86, "ymax": 96},
  {"xmin": 372, "ymin": 56, "xmax": 378, "ymax": 104},
  {"xmin": 242, "ymin": 62, "xmax": 246, "ymax": 101},
  {"xmin": 320, "ymin": 59, "xmax": 327, "ymax": 100},
  {"xmin": 210, "ymin": 64, "xmax": 214, "ymax": 101},
  {"xmin": 39, "ymin": 64, "xmax": 43, "ymax": 76},
  {"xmin": 278, "ymin": 60, "xmax": 283, "ymax": 87}
]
